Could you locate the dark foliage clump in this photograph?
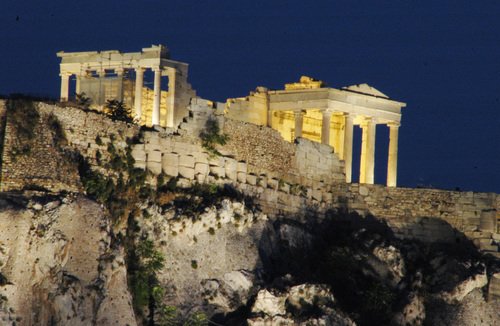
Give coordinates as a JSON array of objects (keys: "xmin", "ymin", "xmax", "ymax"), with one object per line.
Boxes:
[
  {"xmin": 105, "ymin": 100, "xmax": 133, "ymax": 123},
  {"xmin": 199, "ymin": 118, "xmax": 229, "ymax": 156},
  {"xmin": 6, "ymin": 97, "xmax": 40, "ymax": 140}
]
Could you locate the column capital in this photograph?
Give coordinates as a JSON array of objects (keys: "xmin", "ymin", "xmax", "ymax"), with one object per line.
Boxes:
[
  {"xmin": 153, "ymin": 66, "xmax": 162, "ymax": 73},
  {"xmin": 387, "ymin": 121, "xmax": 401, "ymax": 128},
  {"xmin": 293, "ymin": 110, "xmax": 306, "ymax": 117},
  {"xmin": 115, "ymin": 67, "xmax": 124, "ymax": 75},
  {"xmin": 135, "ymin": 66, "xmax": 146, "ymax": 73},
  {"xmin": 360, "ymin": 116, "xmax": 374, "ymax": 127},
  {"xmin": 321, "ymin": 108, "xmax": 335, "ymax": 117},
  {"xmin": 59, "ymin": 71, "xmax": 72, "ymax": 78}
]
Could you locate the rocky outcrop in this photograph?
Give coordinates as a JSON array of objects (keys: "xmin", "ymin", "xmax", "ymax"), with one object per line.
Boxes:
[
  {"xmin": 247, "ymin": 284, "xmax": 355, "ymax": 326},
  {"xmin": 0, "ymin": 194, "xmax": 135, "ymax": 326}
]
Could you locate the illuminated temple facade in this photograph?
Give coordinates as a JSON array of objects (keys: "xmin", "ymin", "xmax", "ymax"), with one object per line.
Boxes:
[
  {"xmin": 57, "ymin": 45, "xmax": 195, "ymax": 128},
  {"xmin": 57, "ymin": 45, "xmax": 406, "ymax": 187},
  {"xmin": 226, "ymin": 77, "xmax": 406, "ymax": 187}
]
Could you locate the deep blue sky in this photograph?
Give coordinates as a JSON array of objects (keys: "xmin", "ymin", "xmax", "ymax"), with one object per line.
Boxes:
[{"xmin": 1, "ymin": 1, "xmax": 499, "ymax": 193}]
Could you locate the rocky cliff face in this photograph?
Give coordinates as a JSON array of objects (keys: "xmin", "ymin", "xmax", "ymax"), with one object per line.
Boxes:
[
  {"xmin": 1, "ymin": 190, "xmax": 499, "ymax": 326},
  {"xmin": 0, "ymin": 194, "xmax": 135, "ymax": 326}
]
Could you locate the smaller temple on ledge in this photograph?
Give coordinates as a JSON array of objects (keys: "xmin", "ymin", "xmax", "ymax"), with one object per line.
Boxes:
[
  {"xmin": 57, "ymin": 45, "xmax": 195, "ymax": 128},
  {"xmin": 225, "ymin": 76, "xmax": 406, "ymax": 187}
]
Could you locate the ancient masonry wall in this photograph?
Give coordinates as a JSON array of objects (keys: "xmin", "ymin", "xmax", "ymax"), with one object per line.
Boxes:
[
  {"xmin": 131, "ymin": 127, "xmax": 499, "ymax": 250},
  {"xmin": 0, "ymin": 102, "xmax": 139, "ymax": 192},
  {"xmin": 0, "ymin": 102, "xmax": 81, "ymax": 192},
  {"xmin": 347, "ymin": 184, "xmax": 499, "ymax": 245},
  {"xmin": 131, "ymin": 127, "xmax": 345, "ymax": 194},
  {"xmin": 36, "ymin": 103, "xmax": 139, "ymax": 170}
]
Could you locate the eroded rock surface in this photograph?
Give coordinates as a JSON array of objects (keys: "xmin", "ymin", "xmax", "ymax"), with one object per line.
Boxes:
[{"xmin": 0, "ymin": 195, "xmax": 135, "ymax": 326}]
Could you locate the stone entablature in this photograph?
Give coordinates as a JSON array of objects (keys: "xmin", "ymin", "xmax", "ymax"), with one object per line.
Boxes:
[
  {"xmin": 226, "ymin": 77, "xmax": 406, "ymax": 187},
  {"xmin": 57, "ymin": 45, "xmax": 196, "ymax": 128}
]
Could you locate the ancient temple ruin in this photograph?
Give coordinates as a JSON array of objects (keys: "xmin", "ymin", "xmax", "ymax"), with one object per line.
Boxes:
[
  {"xmin": 57, "ymin": 45, "xmax": 195, "ymax": 128},
  {"xmin": 57, "ymin": 45, "xmax": 406, "ymax": 187},
  {"xmin": 226, "ymin": 77, "xmax": 406, "ymax": 187}
]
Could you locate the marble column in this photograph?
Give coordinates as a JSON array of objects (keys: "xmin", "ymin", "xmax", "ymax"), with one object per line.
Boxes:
[
  {"xmin": 166, "ymin": 68, "xmax": 176, "ymax": 128},
  {"xmin": 59, "ymin": 72, "xmax": 71, "ymax": 101},
  {"xmin": 294, "ymin": 110, "xmax": 305, "ymax": 138},
  {"xmin": 386, "ymin": 122, "xmax": 400, "ymax": 187},
  {"xmin": 152, "ymin": 67, "xmax": 162, "ymax": 126},
  {"xmin": 134, "ymin": 67, "xmax": 145, "ymax": 120},
  {"xmin": 343, "ymin": 113, "xmax": 354, "ymax": 183},
  {"xmin": 331, "ymin": 114, "xmax": 345, "ymax": 157},
  {"xmin": 115, "ymin": 68, "xmax": 124, "ymax": 102},
  {"xmin": 321, "ymin": 109, "xmax": 333, "ymax": 145},
  {"xmin": 75, "ymin": 75, "xmax": 81, "ymax": 95},
  {"xmin": 98, "ymin": 69, "xmax": 106, "ymax": 105},
  {"xmin": 360, "ymin": 117, "xmax": 376, "ymax": 184}
]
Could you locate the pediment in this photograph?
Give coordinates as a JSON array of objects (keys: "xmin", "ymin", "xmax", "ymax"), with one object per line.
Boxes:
[{"xmin": 342, "ymin": 83, "xmax": 389, "ymax": 99}]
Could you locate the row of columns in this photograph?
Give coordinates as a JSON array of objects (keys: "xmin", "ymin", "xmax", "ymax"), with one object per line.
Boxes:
[
  {"xmin": 60, "ymin": 66, "xmax": 172, "ymax": 127},
  {"xmin": 292, "ymin": 109, "xmax": 399, "ymax": 187}
]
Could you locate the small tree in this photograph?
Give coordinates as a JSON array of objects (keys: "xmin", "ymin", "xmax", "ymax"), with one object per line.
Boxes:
[
  {"xmin": 199, "ymin": 118, "xmax": 229, "ymax": 156},
  {"xmin": 75, "ymin": 92, "xmax": 91, "ymax": 109},
  {"xmin": 105, "ymin": 99, "xmax": 133, "ymax": 123}
]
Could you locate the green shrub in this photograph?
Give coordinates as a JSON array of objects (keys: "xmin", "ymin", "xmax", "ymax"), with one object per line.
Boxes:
[
  {"xmin": 199, "ymin": 118, "xmax": 229, "ymax": 156},
  {"xmin": 75, "ymin": 92, "xmax": 91, "ymax": 109},
  {"xmin": 191, "ymin": 260, "xmax": 198, "ymax": 269},
  {"xmin": 6, "ymin": 98, "xmax": 39, "ymax": 140},
  {"xmin": 47, "ymin": 113, "xmax": 67, "ymax": 148},
  {"xmin": 129, "ymin": 239, "xmax": 165, "ymax": 311}
]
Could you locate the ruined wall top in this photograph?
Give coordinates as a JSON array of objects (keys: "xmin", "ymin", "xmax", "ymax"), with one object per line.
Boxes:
[{"xmin": 285, "ymin": 76, "xmax": 325, "ymax": 90}]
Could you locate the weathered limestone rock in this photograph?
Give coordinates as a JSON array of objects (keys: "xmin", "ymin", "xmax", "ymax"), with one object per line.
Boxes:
[
  {"xmin": 178, "ymin": 154, "xmax": 195, "ymax": 168},
  {"xmin": 178, "ymin": 166, "xmax": 195, "ymax": 180},
  {"xmin": 251, "ymin": 289, "xmax": 286, "ymax": 316},
  {"xmin": 225, "ymin": 158, "xmax": 238, "ymax": 181},
  {"xmin": 146, "ymin": 160, "xmax": 162, "ymax": 175},
  {"xmin": 392, "ymin": 293, "xmax": 425, "ymax": 326},
  {"xmin": 194, "ymin": 162, "xmax": 209, "ymax": 176},
  {"xmin": 0, "ymin": 196, "xmax": 136, "ymax": 326},
  {"xmin": 209, "ymin": 165, "xmax": 225, "ymax": 178},
  {"xmin": 287, "ymin": 284, "xmax": 334, "ymax": 311},
  {"xmin": 489, "ymin": 272, "xmax": 500, "ymax": 301},
  {"xmin": 438, "ymin": 270, "xmax": 488, "ymax": 303}
]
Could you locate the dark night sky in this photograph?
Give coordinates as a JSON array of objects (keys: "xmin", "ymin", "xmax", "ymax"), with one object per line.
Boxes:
[{"xmin": 1, "ymin": 1, "xmax": 499, "ymax": 193}]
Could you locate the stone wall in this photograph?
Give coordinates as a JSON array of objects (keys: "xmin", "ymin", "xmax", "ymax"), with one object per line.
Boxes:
[
  {"xmin": 222, "ymin": 118, "xmax": 295, "ymax": 175},
  {"xmin": 0, "ymin": 102, "xmax": 140, "ymax": 192},
  {"xmin": 129, "ymin": 130, "xmax": 500, "ymax": 249},
  {"xmin": 37, "ymin": 103, "xmax": 139, "ymax": 170},
  {"xmin": 0, "ymin": 102, "xmax": 81, "ymax": 192},
  {"xmin": 131, "ymin": 124, "xmax": 345, "ymax": 192},
  {"xmin": 129, "ymin": 100, "xmax": 499, "ymax": 250},
  {"xmin": 346, "ymin": 183, "xmax": 500, "ymax": 247}
]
